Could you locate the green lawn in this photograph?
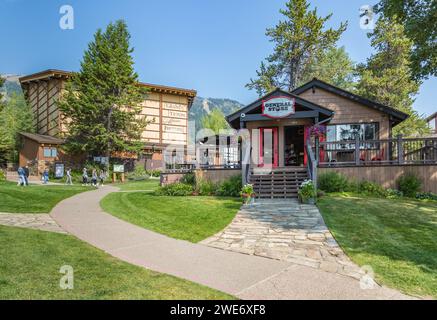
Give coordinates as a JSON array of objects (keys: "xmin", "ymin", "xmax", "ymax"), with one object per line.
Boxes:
[
  {"xmin": 115, "ymin": 179, "xmax": 160, "ymax": 191},
  {"xmin": 0, "ymin": 225, "xmax": 233, "ymax": 299},
  {"xmin": 317, "ymin": 193, "xmax": 437, "ymax": 299},
  {"xmin": 0, "ymin": 181, "xmax": 88, "ymax": 213},
  {"xmin": 101, "ymin": 193, "xmax": 240, "ymax": 243}
]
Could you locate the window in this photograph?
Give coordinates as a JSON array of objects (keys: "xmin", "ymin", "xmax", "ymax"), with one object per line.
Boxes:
[
  {"xmin": 43, "ymin": 147, "xmax": 57, "ymax": 158},
  {"xmin": 326, "ymin": 123, "xmax": 379, "ymax": 150}
]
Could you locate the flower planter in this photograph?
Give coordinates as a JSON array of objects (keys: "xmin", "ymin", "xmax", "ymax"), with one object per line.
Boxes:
[{"xmin": 241, "ymin": 193, "xmax": 255, "ymax": 205}]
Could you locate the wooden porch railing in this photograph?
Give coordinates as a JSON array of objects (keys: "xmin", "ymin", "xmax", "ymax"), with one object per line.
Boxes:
[
  {"xmin": 306, "ymin": 139, "xmax": 318, "ymax": 187},
  {"xmin": 317, "ymin": 135, "xmax": 437, "ymax": 167}
]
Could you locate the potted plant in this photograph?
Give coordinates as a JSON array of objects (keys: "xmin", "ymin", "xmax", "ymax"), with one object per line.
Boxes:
[
  {"xmin": 298, "ymin": 180, "xmax": 317, "ymax": 204},
  {"xmin": 240, "ymin": 184, "xmax": 255, "ymax": 204}
]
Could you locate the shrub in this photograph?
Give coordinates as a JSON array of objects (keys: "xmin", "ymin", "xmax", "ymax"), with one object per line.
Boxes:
[
  {"xmin": 216, "ymin": 175, "xmax": 242, "ymax": 197},
  {"xmin": 358, "ymin": 181, "xmax": 387, "ymax": 197},
  {"xmin": 0, "ymin": 170, "xmax": 5, "ymax": 181},
  {"xmin": 318, "ymin": 172, "xmax": 350, "ymax": 193},
  {"xmin": 180, "ymin": 172, "xmax": 196, "ymax": 186},
  {"xmin": 156, "ymin": 183, "xmax": 193, "ymax": 196},
  {"xmin": 397, "ymin": 173, "xmax": 422, "ymax": 197},
  {"xmin": 195, "ymin": 180, "xmax": 218, "ymax": 196},
  {"xmin": 385, "ymin": 188, "xmax": 403, "ymax": 199},
  {"xmin": 415, "ymin": 192, "xmax": 437, "ymax": 201},
  {"xmin": 126, "ymin": 164, "xmax": 149, "ymax": 181}
]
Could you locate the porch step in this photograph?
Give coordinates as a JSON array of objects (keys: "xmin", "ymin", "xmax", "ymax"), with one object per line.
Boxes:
[{"xmin": 249, "ymin": 167, "xmax": 309, "ymax": 199}]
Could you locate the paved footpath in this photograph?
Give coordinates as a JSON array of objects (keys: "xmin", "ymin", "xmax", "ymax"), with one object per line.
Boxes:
[
  {"xmin": 202, "ymin": 199, "xmax": 364, "ymax": 280},
  {"xmin": 50, "ymin": 186, "xmax": 413, "ymax": 300}
]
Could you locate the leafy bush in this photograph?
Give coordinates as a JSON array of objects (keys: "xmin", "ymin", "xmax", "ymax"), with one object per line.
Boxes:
[
  {"xmin": 180, "ymin": 172, "xmax": 196, "ymax": 186},
  {"xmin": 318, "ymin": 172, "xmax": 350, "ymax": 193},
  {"xmin": 0, "ymin": 170, "xmax": 5, "ymax": 181},
  {"xmin": 358, "ymin": 181, "xmax": 387, "ymax": 197},
  {"xmin": 397, "ymin": 173, "xmax": 422, "ymax": 197},
  {"xmin": 415, "ymin": 192, "xmax": 437, "ymax": 201},
  {"xmin": 216, "ymin": 175, "xmax": 242, "ymax": 197},
  {"xmin": 156, "ymin": 183, "xmax": 193, "ymax": 196},
  {"xmin": 385, "ymin": 188, "xmax": 403, "ymax": 199},
  {"xmin": 240, "ymin": 183, "xmax": 254, "ymax": 196},
  {"xmin": 127, "ymin": 164, "xmax": 149, "ymax": 181},
  {"xmin": 195, "ymin": 180, "xmax": 218, "ymax": 196}
]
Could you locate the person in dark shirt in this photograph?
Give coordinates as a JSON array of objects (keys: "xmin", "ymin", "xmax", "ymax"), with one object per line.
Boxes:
[{"xmin": 23, "ymin": 166, "xmax": 30, "ymax": 186}]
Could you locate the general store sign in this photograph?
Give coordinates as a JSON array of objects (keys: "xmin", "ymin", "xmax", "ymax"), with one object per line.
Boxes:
[{"xmin": 262, "ymin": 96, "xmax": 295, "ymax": 118}]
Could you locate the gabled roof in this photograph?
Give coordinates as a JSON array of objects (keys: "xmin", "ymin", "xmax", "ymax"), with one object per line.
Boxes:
[
  {"xmin": 426, "ymin": 112, "xmax": 437, "ymax": 122},
  {"xmin": 292, "ymin": 78, "xmax": 409, "ymax": 124},
  {"xmin": 19, "ymin": 69, "xmax": 197, "ymax": 107},
  {"xmin": 20, "ymin": 132, "xmax": 64, "ymax": 145},
  {"xmin": 226, "ymin": 87, "xmax": 334, "ymax": 124}
]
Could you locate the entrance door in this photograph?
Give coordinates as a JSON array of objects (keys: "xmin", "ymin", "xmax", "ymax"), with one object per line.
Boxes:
[
  {"xmin": 259, "ymin": 127, "xmax": 279, "ymax": 167},
  {"xmin": 284, "ymin": 126, "xmax": 305, "ymax": 166}
]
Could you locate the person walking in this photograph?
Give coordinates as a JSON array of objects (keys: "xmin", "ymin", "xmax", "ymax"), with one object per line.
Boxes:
[
  {"xmin": 23, "ymin": 166, "xmax": 30, "ymax": 186},
  {"xmin": 91, "ymin": 169, "xmax": 98, "ymax": 187},
  {"xmin": 17, "ymin": 166, "xmax": 25, "ymax": 186},
  {"xmin": 99, "ymin": 169, "xmax": 106, "ymax": 186},
  {"xmin": 82, "ymin": 167, "xmax": 89, "ymax": 186},
  {"xmin": 42, "ymin": 168, "xmax": 49, "ymax": 184},
  {"xmin": 65, "ymin": 167, "xmax": 73, "ymax": 185}
]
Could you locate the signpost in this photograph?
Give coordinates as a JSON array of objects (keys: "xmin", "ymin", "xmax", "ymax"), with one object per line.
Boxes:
[
  {"xmin": 55, "ymin": 163, "xmax": 64, "ymax": 179},
  {"xmin": 113, "ymin": 164, "xmax": 125, "ymax": 183},
  {"xmin": 262, "ymin": 96, "xmax": 295, "ymax": 118}
]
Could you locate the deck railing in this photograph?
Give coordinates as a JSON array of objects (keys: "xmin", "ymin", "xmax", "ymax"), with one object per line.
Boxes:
[{"xmin": 318, "ymin": 136, "xmax": 437, "ymax": 167}]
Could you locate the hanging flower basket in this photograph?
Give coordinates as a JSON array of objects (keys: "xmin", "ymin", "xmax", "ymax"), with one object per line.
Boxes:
[{"xmin": 307, "ymin": 125, "xmax": 327, "ymax": 138}]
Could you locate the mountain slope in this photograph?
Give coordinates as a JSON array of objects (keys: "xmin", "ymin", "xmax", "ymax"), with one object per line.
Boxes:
[{"xmin": 189, "ymin": 97, "xmax": 244, "ymax": 132}]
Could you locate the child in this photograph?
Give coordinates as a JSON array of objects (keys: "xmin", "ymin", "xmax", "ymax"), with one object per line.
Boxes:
[
  {"xmin": 42, "ymin": 168, "xmax": 49, "ymax": 184},
  {"xmin": 17, "ymin": 167, "xmax": 25, "ymax": 186},
  {"xmin": 82, "ymin": 167, "xmax": 89, "ymax": 186}
]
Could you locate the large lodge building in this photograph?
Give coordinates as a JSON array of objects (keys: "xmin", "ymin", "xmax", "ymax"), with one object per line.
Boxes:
[{"xmin": 18, "ymin": 69, "xmax": 196, "ymax": 171}]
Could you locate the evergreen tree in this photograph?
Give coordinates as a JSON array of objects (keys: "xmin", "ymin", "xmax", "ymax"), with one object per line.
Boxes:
[
  {"xmin": 246, "ymin": 0, "xmax": 347, "ymax": 95},
  {"xmin": 200, "ymin": 109, "xmax": 229, "ymax": 134},
  {"xmin": 376, "ymin": 0, "xmax": 437, "ymax": 80},
  {"xmin": 0, "ymin": 93, "xmax": 35, "ymax": 163},
  {"xmin": 300, "ymin": 46, "xmax": 356, "ymax": 90},
  {"xmin": 59, "ymin": 20, "xmax": 148, "ymax": 167},
  {"xmin": 356, "ymin": 17, "xmax": 428, "ymax": 137}
]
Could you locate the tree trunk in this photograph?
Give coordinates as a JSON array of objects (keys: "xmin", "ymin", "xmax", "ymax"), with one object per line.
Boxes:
[{"xmin": 106, "ymin": 106, "xmax": 113, "ymax": 172}]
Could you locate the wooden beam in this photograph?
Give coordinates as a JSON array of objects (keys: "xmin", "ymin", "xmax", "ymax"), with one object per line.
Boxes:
[{"xmin": 241, "ymin": 111, "xmax": 319, "ymax": 122}]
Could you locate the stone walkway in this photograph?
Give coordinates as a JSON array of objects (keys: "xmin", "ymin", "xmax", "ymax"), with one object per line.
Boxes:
[
  {"xmin": 0, "ymin": 213, "xmax": 66, "ymax": 234},
  {"xmin": 202, "ymin": 199, "xmax": 364, "ymax": 280}
]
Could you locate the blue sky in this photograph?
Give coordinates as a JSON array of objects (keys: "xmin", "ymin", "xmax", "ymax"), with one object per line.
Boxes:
[{"xmin": 0, "ymin": 0, "xmax": 435, "ymax": 116}]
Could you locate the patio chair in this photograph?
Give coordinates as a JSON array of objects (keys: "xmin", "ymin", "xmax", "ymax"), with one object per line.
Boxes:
[{"xmin": 371, "ymin": 148, "xmax": 385, "ymax": 161}]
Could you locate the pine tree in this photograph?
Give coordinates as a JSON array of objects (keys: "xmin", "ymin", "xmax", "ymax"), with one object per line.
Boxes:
[
  {"xmin": 356, "ymin": 17, "xmax": 428, "ymax": 137},
  {"xmin": 246, "ymin": 0, "xmax": 347, "ymax": 95},
  {"xmin": 300, "ymin": 46, "xmax": 356, "ymax": 91},
  {"xmin": 59, "ymin": 20, "xmax": 148, "ymax": 167}
]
